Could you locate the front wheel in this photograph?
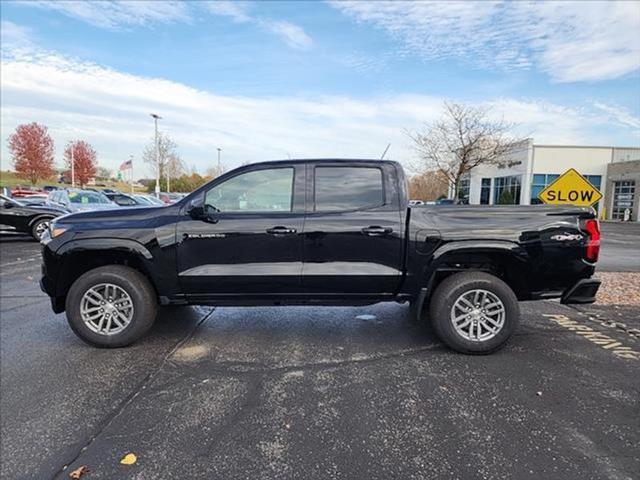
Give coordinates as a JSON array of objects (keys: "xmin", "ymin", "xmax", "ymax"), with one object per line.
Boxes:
[
  {"xmin": 31, "ymin": 217, "xmax": 51, "ymax": 241},
  {"xmin": 428, "ymin": 272, "xmax": 519, "ymax": 354},
  {"xmin": 65, "ymin": 265, "xmax": 158, "ymax": 347}
]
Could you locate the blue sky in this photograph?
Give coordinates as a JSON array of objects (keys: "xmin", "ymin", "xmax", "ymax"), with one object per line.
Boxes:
[{"xmin": 1, "ymin": 1, "xmax": 639, "ymax": 176}]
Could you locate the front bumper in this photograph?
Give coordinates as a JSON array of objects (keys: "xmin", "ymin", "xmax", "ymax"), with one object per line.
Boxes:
[{"xmin": 560, "ymin": 278, "xmax": 601, "ymax": 304}]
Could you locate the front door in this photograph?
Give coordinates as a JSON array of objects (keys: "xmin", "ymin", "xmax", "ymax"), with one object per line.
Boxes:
[
  {"xmin": 302, "ymin": 163, "xmax": 404, "ymax": 295},
  {"xmin": 177, "ymin": 164, "xmax": 306, "ymax": 300}
]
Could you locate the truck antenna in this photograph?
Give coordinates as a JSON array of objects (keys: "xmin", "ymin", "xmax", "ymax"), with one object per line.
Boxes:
[{"xmin": 380, "ymin": 143, "xmax": 391, "ymax": 160}]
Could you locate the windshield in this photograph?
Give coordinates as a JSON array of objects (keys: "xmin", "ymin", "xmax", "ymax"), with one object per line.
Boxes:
[
  {"xmin": 68, "ymin": 191, "xmax": 111, "ymax": 204},
  {"xmin": 0, "ymin": 195, "xmax": 24, "ymax": 207}
]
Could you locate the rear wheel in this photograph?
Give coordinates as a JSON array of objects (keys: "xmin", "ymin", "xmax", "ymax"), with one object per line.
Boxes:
[
  {"xmin": 65, "ymin": 265, "xmax": 157, "ymax": 347},
  {"xmin": 31, "ymin": 217, "xmax": 51, "ymax": 241},
  {"xmin": 428, "ymin": 272, "xmax": 519, "ymax": 354}
]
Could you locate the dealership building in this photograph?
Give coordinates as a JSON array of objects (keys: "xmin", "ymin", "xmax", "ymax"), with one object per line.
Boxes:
[{"xmin": 461, "ymin": 140, "xmax": 640, "ymax": 221}]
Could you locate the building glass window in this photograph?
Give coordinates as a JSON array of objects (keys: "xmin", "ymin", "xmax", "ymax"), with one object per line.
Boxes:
[
  {"xmin": 480, "ymin": 178, "xmax": 491, "ymax": 205},
  {"xmin": 611, "ymin": 180, "xmax": 635, "ymax": 220},
  {"xmin": 457, "ymin": 174, "xmax": 470, "ymax": 204},
  {"xmin": 530, "ymin": 173, "xmax": 559, "ymax": 204},
  {"xmin": 494, "ymin": 175, "xmax": 521, "ymax": 205}
]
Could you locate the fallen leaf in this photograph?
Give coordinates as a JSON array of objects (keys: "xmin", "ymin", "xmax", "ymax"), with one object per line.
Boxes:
[
  {"xmin": 120, "ymin": 453, "xmax": 137, "ymax": 465},
  {"xmin": 69, "ymin": 465, "xmax": 88, "ymax": 479}
]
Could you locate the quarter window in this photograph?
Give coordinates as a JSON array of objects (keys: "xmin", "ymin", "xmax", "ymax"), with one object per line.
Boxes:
[
  {"xmin": 205, "ymin": 168, "xmax": 294, "ymax": 212},
  {"xmin": 314, "ymin": 167, "xmax": 384, "ymax": 211}
]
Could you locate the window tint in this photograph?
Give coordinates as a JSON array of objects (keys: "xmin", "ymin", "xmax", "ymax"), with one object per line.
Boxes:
[
  {"xmin": 205, "ymin": 168, "xmax": 294, "ymax": 212},
  {"xmin": 315, "ymin": 167, "xmax": 383, "ymax": 211}
]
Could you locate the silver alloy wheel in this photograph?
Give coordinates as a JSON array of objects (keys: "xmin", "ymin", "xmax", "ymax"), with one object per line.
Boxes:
[
  {"xmin": 80, "ymin": 283, "xmax": 134, "ymax": 336},
  {"xmin": 34, "ymin": 220, "xmax": 50, "ymax": 240},
  {"xmin": 450, "ymin": 289, "xmax": 505, "ymax": 342}
]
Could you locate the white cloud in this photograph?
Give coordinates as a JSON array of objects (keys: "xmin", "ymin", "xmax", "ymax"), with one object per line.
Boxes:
[
  {"xmin": 19, "ymin": 0, "xmax": 313, "ymax": 50},
  {"xmin": 331, "ymin": 0, "xmax": 640, "ymax": 82},
  {"xmin": 0, "ymin": 20, "xmax": 34, "ymax": 49},
  {"xmin": 592, "ymin": 102, "xmax": 640, "ymax": 131},
  {"xmin": 1, "ymin": 46, "xmax": 637, "ymax": 177},
  {"xmin": 23, "ymin": 0, "xmax": 191, "ymax": 30},
  {"xmin": 261, "ymin": 20, "xmax": 313, "ymax": 50},
  {"xmin": 202, "ymin": 1, "xmax": 252, "ymax": 23}
]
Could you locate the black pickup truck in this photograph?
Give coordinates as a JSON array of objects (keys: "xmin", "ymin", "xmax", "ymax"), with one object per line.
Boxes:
[{"xmin": 40, "ymin": 159, "xmax": 601, "ymax": 354}]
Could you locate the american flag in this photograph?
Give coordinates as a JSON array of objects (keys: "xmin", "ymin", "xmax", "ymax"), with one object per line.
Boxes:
[{"xmin": 119, "ymin": 158, "xmax": 132, "ymax": 171}]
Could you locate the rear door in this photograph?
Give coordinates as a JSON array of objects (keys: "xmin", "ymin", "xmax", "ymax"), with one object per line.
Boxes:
[{"xmin": 301, "ymin": 162, "xmax": 404, "ymax": 295}]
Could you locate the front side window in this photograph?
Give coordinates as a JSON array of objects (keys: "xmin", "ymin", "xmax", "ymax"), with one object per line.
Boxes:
[
  {"xmin": 315, "ymin": 167, "xmax": 383, "ymax": 211},
  {"xmin": 205, "ymin": 168, "xmax": 294, "ymax": 212}
]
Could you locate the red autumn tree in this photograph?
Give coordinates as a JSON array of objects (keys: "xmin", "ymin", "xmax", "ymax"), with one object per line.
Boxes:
[
  {"xmin": 7, "ymin": 122, "xmax": 55, "ymax": 185},
  {"xmin": 64, "ymin": 140, "xmax": 97, "ymax": 188}
]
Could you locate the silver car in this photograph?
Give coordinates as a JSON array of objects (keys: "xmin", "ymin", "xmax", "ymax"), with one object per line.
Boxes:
[{"xmin": 46, "ymin": 189, "xmax": 117, "ymax": 213}]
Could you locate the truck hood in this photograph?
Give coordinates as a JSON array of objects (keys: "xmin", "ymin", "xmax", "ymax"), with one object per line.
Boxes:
[{"xmin": 58, "ymin": 204, "xmax": 170, "ymax": 224}]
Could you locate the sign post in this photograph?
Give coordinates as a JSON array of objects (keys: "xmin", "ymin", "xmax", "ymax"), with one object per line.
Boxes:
[{"xmin": 537, "ymin": 168, "xmax": 602, "ymax": 207}]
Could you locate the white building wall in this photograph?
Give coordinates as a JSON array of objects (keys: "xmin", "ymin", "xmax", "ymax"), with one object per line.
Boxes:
[{"xmin": 468, "ymin": 141, "xmax": 530, "ymax": 205}]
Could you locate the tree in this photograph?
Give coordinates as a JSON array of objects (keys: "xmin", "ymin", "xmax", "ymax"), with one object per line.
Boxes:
[
  {"xmin": 408, "ymin": 170, "xmax": 449, "ymax": 201},
  {"xmin": 142, "ymin": 132, "xmax": 182, "ymax": 182},
  {"xmin": 407, "ymin": 102, "xmax": 526, "ymax": 199},
  {"xmin": 7, "ymin": 122, "xmax": 55, "ymax": 185},
  {"xmin": 498, "ymin": 188, "xmax": 515, "ymax": 205},
  {"xmin": 63, "ymin": 140, "xmax": 97, "ymax": 188},
  {"xmin": 96, "ymin": 166, "xmax": 112, "ymax": 181}
]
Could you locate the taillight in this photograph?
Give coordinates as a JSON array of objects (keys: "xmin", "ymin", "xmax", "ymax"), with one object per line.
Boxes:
[{"xmin": 583, "ymin": 219, "xmax": 600, "ymax": 263}]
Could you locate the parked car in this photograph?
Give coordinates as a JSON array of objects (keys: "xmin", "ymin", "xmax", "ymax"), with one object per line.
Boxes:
[
  {"xmin": 409, "ymin": 200, "xmax": 424, "ymax": 206},
  {"xmin": 132, "ymin": 194, "xmax": 164, "ymax": 206},
  {"xmin": 11, "ymin": 186, "xmax": 45, "ymax": 198},
  {"xmin": 40, "ymin": 159, "xmax": 601, "ymax": 353},
  {"xmin": 42, "ymin": 185, "xmax": 59, "ymax": 192},
  {"xmin": 21, "ymin": 195, "xmax": 49, "ymax": 206},
  {"xmin": 46, "ymin": 189, "xmax": 117, "ymax": 213},
  {"xmin": 103, "ymin": 192, "xmax": 144, "ymax": 207},
  {"xmin": 0, "ymin": 194, "xmax": 68, "ymax": 240}
]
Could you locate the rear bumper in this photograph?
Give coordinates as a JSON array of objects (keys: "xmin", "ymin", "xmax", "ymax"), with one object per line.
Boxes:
[{"xmin": 560, "ymin": 278, "xmax": 601, "ymax": 304}]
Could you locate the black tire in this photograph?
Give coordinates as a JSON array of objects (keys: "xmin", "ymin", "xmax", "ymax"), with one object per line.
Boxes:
[
  {"xmin": 65, "ymin": 265, "xmax": 158, "ymax": 347},
  {"xmin": 31, "ymin": 217, "xmax": 51, "ymax": 241},
  {"xmin": 428, "ymin": 271, "xmax": 519, "ymax": 354}
]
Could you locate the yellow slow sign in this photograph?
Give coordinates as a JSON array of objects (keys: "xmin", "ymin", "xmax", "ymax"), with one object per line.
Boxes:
[{"xmin": 538, "ymin": 168, "xmax": 602, "ymax": 207}]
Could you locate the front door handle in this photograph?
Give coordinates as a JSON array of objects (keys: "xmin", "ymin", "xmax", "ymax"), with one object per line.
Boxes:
[
  {"xmin": 362, "ymin": 226, "xmax": 393, "ymax": 236},
  {"xmin": 266, "ymin": 226, "xmax": 297, "ymax": 235}
]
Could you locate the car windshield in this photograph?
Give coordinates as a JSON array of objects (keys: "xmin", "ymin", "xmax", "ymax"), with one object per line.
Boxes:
[
  {"xmin": 68, "ymin": 191, "xmax": 111, "ymax": 204},
  {"xmin": 0, "ymin": 195, "xmax": 24, "ymax": 207}
]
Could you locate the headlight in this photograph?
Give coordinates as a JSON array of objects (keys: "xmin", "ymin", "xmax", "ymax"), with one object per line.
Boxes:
[{"xmin": 49, "ymin": 220, "xmax": 69, "ymax": 238}]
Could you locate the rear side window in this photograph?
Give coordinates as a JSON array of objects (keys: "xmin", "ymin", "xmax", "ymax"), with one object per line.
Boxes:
[{"xmin": 314, "ymin": 167, "xmax": 384, "ymax": 211}]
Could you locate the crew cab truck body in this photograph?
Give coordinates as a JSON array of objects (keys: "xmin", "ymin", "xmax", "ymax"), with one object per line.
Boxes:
[{"xmin": 40, "ymin": 159, "xmax": 601, "ymax": 353}]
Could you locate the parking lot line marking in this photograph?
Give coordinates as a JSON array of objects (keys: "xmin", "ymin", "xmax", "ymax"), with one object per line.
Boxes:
[{"xmin": 543, "ymin": 314, "xmax": 639, "ymax": 360}]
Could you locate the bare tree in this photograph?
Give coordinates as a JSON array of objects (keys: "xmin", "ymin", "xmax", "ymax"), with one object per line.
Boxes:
[
  {"xmin": 408, "ymin": 170, "xmax": 449, "ymax": 201},
  {"xmin": 142, "ymin": 132, "xmax": 181, "ymax": 180},
  {"xmin": 407, "ymin": 102, "xmax": 526, "ymax": 199}
]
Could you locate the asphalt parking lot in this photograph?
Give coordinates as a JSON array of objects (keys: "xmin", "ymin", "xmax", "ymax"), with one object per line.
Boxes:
[{"xmin": 1, "ymin": 224, "xmax": 639, "ymax": 480}]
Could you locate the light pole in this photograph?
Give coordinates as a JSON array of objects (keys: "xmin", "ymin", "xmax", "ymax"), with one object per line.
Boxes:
[
  {"xmin": 217, "ymin": 147, "xmax": 222, "ymax": 174},
  {"xmin": 70, "ymin": 143, "xmax": 75, "ymax": 188},
  {"xmin": 150, "ymin": 113, "xmax": 162, "ymax": 198}
]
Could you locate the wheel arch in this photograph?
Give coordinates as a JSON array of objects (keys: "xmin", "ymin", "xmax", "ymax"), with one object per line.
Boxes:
[
  {"xmin": 54, "ymin": 239, "xmax": 157, "ymax": 302},
  {"xmin": 28, "ymin": 213, "xmax": 56, "ymax": 227},
  {"xmin": 420, "ymin": 241, "xmax": 531, "ymax": 305}
]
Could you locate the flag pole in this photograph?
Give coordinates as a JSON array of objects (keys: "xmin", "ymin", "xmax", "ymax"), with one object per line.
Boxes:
[{"xmin": 129, "ymin": 155, "xmax": 134, "ymax": 194}]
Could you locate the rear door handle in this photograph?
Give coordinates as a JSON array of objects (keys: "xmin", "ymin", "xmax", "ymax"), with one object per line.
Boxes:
[
  {"xmin": 362, "ymin": 226, "xmax": 393, "ymax": 236},
  {"xmin": 266, "ymin": 226, "xmax": 297, "ymax": 235}
]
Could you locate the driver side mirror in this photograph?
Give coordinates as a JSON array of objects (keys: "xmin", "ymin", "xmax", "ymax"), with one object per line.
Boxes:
[
  {"xmin": 188, "ymin": 195, "xmax": 219, "ymax": 224},
  {"xmin": 3, "ymin": 202, "xmax": 13, "ymax": 209}
]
